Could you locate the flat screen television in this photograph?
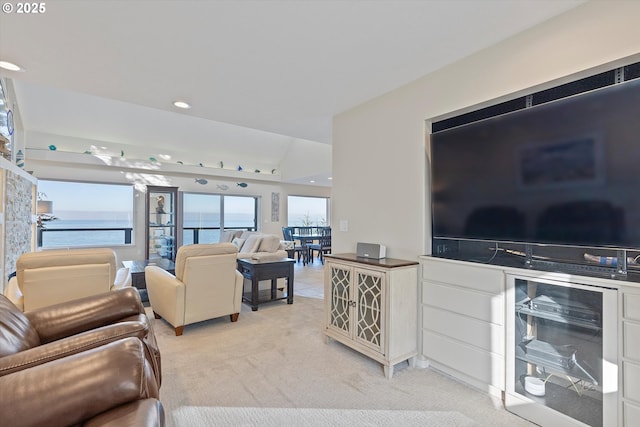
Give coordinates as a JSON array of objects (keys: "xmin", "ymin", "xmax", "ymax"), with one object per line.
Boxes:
[{"xmin": 430, "ymin": 77, "xmax": 640, "ymax": 251}]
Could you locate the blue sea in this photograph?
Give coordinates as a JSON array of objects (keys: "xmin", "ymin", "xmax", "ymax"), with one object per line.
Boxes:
[{"xmin": 41, "ymin": 214, "xmax": 255, "ymax": 248}]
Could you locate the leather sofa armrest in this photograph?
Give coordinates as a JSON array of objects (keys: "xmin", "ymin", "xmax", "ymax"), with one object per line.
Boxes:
[
  {"xmin": 25, "ymin": 287, "xmax": 144, "ymax": 343},
  {"xmin": 0, "ymin": 337, "xmax": 160, "ymax": 427},
  {"xmin": 0, "ymin": 320, "xmax": 148, "ymax": 377},
  {"xmin": 84, "ymin": 398, "xmax": 165, "ymax": 427}
]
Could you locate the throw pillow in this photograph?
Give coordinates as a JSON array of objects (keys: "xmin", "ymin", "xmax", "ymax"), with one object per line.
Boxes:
[
  {"xmin": 112, "ymin": 268, "xmax": 131, "ymax": 289},
  {"xmin": 231, "ymin": 237, "xmax": 246, "ymax": 250},
  {"xmin": 219, "ymin": 230, "xmax": 236, "ymax": 243},
  {"xmin": 258, "ymin": 235, "xmax": 281, "ymax": 253},
  {"xmin": 240, "ymin": 234, "xmax": 262, "ymax": 253}
]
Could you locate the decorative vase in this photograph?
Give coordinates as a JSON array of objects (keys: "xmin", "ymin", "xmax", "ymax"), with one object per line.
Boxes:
[{"xmin": 15, "ymin": 149, "xmax": 24, "ymax": 168}]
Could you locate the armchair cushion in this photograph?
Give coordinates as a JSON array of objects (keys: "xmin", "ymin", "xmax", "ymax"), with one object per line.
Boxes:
[{"xmin": 6, "ymin": 248, "xmax": 132, "ymax": 311}]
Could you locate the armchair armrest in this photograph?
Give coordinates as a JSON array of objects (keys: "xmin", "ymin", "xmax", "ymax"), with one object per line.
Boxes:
[
  {"xmin": 0, "ymin": 320, "xmax": 148, "ymax": 377},
  {"xmin": 0, "ymin": 337, "xmax": 160, "ymax": 427},
  {"xmin": 145, "ymin": 266, "xmax": 185, "ymax": 327},
  {"xmin": 4, "ymin": 277, "xmax": 24, "ymax": 311},
  {"xmin": 25, "ymin": 287, "xmax": 144, "ymax": 343}
]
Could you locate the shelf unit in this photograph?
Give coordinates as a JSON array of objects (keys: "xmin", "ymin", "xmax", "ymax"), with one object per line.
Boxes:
[
  {"xmin": 145, "ymin": 186, "xmax": 179, "ymax": 260},
  {"xmin": 506, "ymin": 274, "xmax": 618, "ymax": 427}
]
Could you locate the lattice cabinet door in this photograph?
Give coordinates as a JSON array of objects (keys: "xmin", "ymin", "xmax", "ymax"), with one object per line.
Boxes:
[
  {"xmin": 354, "ymin": 268, "xmax": 385, "ymax": 353},
  {"xmin": 327, "ymin": 264, "xmax": 353, "ymax": 339},
  {"xmin": 323, "ymin": 254, "xmax": 418, "ymax": 379}
]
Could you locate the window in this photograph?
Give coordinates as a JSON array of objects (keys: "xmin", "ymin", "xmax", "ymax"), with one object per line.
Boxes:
[
  {"xmin": 182, "ymin": 193, "xmax": 257, "ymax": 244},
  {"xmin": 37, "ymin": 180, "xmax": 134, "ymax": 248},
  {"xmin": 287, "ymin": 196, "xmax": 329, "ymax": 227}
]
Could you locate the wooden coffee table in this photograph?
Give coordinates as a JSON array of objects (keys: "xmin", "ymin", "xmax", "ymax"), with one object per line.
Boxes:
[
  {"xmin": 236, "ymin": 258, "xmax": 295, "ymax": 311},
  {"xmin": 122, "ymin": 258, "xmax": 175, "ymax": 302}
]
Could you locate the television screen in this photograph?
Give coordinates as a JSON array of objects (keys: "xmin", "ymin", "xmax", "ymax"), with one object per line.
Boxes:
[{"xmin": 430, "ymin": 77, "xmax": 640, "ymax": 250}]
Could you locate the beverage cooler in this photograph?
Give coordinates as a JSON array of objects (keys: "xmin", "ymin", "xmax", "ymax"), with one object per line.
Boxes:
[{"xmin": 505, "ymin": 274, "xmax": 618, "ymax": 426}]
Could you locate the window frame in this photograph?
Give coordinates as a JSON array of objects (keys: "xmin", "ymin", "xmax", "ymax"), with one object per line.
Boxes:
[{"xmin": 36, "ymin": 179, "xmax": 135, "ymax": 249}]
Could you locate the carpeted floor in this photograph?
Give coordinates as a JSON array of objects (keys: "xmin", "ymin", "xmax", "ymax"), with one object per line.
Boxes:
[{"xmin": 150, "ymin": 261, "xmax": 534, "ymax": 426}]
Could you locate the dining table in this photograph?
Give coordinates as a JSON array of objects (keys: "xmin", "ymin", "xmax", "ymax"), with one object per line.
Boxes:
[{"xmin": 292, "ymin": 232, "xmax": 322, "ymax": 265}]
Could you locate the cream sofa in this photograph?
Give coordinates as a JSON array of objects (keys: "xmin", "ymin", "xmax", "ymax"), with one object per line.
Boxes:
[
  {"xmin": 219, "ymin": 231, "xmax": 289, "ymax": 261},
  {"xmin": 4, "ymin": 248, "xmax": 132, "ymax": 312}
]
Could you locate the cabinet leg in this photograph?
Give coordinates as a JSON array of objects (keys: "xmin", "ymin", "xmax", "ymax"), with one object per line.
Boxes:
[
  {"xmin": 408, "ymin": 357, "xmax": 416, "ymax": 369},
  {"xmin": 384, "ymin": 364, "xmax": 394, "ymax": 379}
]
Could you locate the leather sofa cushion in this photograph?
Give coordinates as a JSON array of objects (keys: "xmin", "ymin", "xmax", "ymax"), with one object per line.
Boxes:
[{"xmin": 0, "ymin": 295, "xmax": 40, "ymax": 357}]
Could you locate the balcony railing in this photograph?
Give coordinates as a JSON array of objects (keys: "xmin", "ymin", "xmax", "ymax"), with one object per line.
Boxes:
[
  {"xmin": 182, "ymin": 226, "xmax": 255, "ymax": 245},
  {"xmin": 37, "ymin": 226, "xmax": 256, "ymax": 248},
  {"xmin": 37, "ymin": 227, "xmax": 134, "ymax": 248}
]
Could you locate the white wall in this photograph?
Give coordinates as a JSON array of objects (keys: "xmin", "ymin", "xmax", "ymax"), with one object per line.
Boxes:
[
  {"xmin": 26, "ymin": 157, "xmax": 330, "ymax": 263},
  {"xmin": 332, "ymin": 1, "xmax": 640, "ymax": 261}
]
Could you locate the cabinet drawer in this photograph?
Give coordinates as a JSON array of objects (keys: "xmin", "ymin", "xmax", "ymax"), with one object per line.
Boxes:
[
  {"xmin": 422, "ymin": 330, "xmax": 504, "ymax": 388},
  {"xmin": 624, "ymin": 361, "xmax": 640, "ymax": 403},
  {"xmin": 624, "ymin": 293, "xmax": 640, "ymax": 322},
  {"xmin": 423, "ymin": 281, "xmax": 503, "ymax": 325},
  {"xmin": 421, "ymin": 259, "xmax": 504, "ymax": 294},
  {"xmin": 423, "ymin": 306, "xmax": 503, "ymax": 355},
  {"xmin": 624, "ymin": 401, "xmax": 640, "ymax": 426},
  {"xmin": 624, "ymin": 322, "xmax": 640, "ymax": 362}
]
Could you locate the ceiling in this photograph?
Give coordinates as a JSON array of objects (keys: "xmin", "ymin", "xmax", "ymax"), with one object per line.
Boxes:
[{"xmin": 0, "ymin": 0, "xmax": 584, "ymax": 186}]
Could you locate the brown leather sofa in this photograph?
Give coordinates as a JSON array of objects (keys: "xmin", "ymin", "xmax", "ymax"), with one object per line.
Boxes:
[
  {"xmin": 0, "ymin": 287, "xmax": 161, "ymax": 387},
  {"xmin": 0, "ymin": 337, "xmax": 164, "ymax": 426}
]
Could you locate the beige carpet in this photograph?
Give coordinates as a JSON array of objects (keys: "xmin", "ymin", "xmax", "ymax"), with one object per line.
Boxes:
[
  {"xmin": 150, "ymin": 264, "xmax": 533, "ymax": 427},
  {"xmin": 173, "ymin": 406, "xmax": 475, "ymax": 426}
]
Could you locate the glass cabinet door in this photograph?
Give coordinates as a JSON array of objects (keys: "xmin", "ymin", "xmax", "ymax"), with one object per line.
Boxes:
[{"xmin": 146, "ymin": 186, "xmax": 179, "ymax": 260}]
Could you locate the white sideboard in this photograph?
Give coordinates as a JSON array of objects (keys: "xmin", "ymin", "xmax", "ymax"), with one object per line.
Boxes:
[
  {"xmin": 419, "ymin": 256, "xmax": 506, "ymax": 396},
  {"xmin": 324, "ymin": 253, "xmax": 418, "ymax": 379},
  {"xmin": 420, "ymin": 255, "xmax": 640, "ymax": 426},
  {"xmin": 621, "ymin": 285, "xmax": 640, "ymax": 425}
]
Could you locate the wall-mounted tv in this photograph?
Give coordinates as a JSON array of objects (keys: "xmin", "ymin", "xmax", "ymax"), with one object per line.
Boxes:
[{"xmin": 430, "ymin": 76, "xmax": 640, "ymax": 251}]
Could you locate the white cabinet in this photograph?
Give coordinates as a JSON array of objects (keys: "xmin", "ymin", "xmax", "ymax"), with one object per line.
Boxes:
[
  {"xmin": 419, "ymin": 256, "xmax": 506, "ymax": 395},
  {"xmin": 324, "ymin": 254, "xmax": 418, "ymax": 379},
  {"xmin": 621, "ymin": 287, "xmax": 640, "ymax": 426}
]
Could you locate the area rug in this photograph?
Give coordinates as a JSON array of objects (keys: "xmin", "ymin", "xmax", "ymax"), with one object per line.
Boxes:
[{"xmin": 173, "ymin": 406, "xmax": 476, "ymax": 426}]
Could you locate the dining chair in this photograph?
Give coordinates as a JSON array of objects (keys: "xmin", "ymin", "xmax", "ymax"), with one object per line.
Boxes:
[
  {"xmin": 282, "ymin": 227, "xmax": 304, "ymax": 263},
  {"xmin": 308, "ymin": 227, "xmax": 331, "ymax": 264}
]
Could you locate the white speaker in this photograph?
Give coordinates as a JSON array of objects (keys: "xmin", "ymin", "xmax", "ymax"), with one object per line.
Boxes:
[{"xmin": 356, "ymin": 242, "xmax": 386, "ymax": 259}]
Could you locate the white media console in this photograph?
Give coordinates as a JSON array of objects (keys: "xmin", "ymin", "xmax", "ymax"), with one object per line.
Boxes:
[{"xmin": 419, "ymin": 255, "xmax": 640, "ymax": 426}]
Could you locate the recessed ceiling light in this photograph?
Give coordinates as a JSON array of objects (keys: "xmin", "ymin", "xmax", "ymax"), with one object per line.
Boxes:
[
  {"xmin": 310, "ymin": 180, "xmax": 316, "ymax": 183},
  {"xmin": 173, "ymin": 101, "xmax": 191, "ymax": 109},
  {"xmin": 0, "ymin": 61, "xmax": 22, "ymax": 71},
  {"xmin": 328, "ymin": 177, "xmax": 333, "ymax": 180}
]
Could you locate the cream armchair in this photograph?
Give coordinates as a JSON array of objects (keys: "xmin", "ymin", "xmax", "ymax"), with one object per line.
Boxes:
[
  {"xmin": 145, "ymin": 243, "xmax": 243, "ymax": 336},
  {"xmin": 4, "ymin": 248, "xmax": 132, "ymax": 311}
]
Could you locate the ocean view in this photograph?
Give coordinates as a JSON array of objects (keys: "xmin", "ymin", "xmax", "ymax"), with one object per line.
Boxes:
[{"xmin": 40, "ymin": 215, "xmax": 255, "ymax": 248}]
